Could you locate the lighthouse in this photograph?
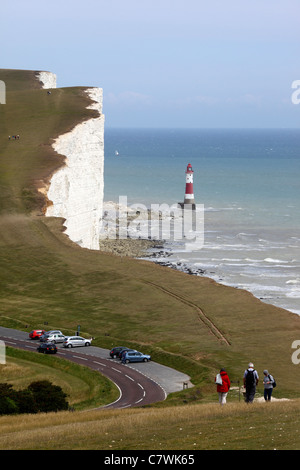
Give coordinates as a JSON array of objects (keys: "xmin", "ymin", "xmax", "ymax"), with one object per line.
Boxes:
[
  {"xmin": 178, "ymin": 163, "xmax": 196, "ymax": 209},
  {"xmin": 184, "ymin": 163, "xmax": 195, "ymax": 205}
]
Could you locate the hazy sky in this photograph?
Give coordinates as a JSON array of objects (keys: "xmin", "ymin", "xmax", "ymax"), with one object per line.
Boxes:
[{"xmin": 1, "ymin": 0, "xmax": 300, "ymax": 128}]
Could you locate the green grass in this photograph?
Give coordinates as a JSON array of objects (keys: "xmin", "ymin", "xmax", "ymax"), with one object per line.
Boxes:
[
  {"xmin": 0, "ymin": 399, "xmax": 299, "ymax": 450},
  {"xmin": 0, "ymin": 69, "xmax": 299, "ymax": 449},
  {"xmin": 0, "ymin": 69, "xmax": 97, "ymax": 214},
  {"xmin": 1, "ymin": 347, "xmax": 119, "ymax": 410}
]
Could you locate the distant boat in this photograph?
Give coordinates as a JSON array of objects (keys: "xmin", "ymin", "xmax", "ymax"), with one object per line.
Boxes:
[{"xmin": 115, "ymin": 150, "xmax": 119, "ymax": 156}]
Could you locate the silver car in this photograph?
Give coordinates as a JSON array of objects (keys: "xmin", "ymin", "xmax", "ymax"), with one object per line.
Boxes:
[
  {"xmin": 45, "ymin": 333, "xmax": 65, "ymax": 344},
  {"xmin": 63, "ymin": 336, "xmax": 92, "ymax": 348},
  {"xmin": 40, "ymin": 330, "xmax": 63, "ymax": 342}
]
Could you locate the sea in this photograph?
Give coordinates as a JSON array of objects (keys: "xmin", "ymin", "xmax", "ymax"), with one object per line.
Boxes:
[{"xmin": 103, "ymin": 128, "xmax": 300, "ymax": 316}]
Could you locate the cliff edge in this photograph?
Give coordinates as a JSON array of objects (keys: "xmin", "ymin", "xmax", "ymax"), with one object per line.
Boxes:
[{"xmin": 41, "ymin": 74, "xmax": 105, "ymax": 250}]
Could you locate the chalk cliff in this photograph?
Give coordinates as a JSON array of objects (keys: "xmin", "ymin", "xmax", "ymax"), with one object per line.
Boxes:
[
  {"xmin": 36, "ymin": 71, "xmax": 57, "ymax": 89},
  {"xmin": 39, "ymin": 73, "xmax": 105, "ymax": 250}
]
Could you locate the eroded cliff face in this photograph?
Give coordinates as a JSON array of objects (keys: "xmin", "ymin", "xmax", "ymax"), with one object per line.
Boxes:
[
  {"xmin": 36, "ymin": 71, "xmax": 57, "ymax": 89},
  {"xmin": 38, "ymin": 72, "xmax": 104, "ymax": 250}
]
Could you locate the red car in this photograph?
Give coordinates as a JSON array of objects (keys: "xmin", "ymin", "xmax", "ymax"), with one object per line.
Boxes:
[{"xmin": 29, "ymin": 329, "xmax": 45, "ymax": 340}]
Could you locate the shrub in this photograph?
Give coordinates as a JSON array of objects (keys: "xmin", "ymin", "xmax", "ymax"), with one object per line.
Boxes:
[
  {"xmin": 0, "ymin": 396, "xmax": 19, "ymax": 415},
  {"xmin": 0, "ymin": 380, "xmax": 69, "ymax": 415},
  {"xmin": 28, "ymin": 380, "xmax": 69, "ymax": 413}
]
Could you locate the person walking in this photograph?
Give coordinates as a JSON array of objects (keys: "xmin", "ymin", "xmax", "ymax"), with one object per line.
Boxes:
[
  {"xmin": 215, "ymin": 368, "xmax": 231, "ymax": 405},
  {"xmin": 263, "ymin": 370, "xmax": 275, "ymax": 401},
  {"xmin": 243, "ymin": 362, "xmax": 259, "ymax": 403}
]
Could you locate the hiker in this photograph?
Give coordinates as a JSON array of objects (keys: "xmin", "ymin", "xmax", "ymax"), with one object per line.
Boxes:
[
  {"xmin": 263, "ymin": 370, "xmax": 275, "ymax": 401},
  {"xmin": 243, "ymin": 362, "xmax": 259, "ymax": 403},
  {"xmin": 215, "ymin": 368, "xmax": 231, "ymax": 405}
]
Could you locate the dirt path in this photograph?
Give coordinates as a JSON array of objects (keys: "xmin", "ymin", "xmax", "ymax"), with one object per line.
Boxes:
[{"xmin": 142, "ymin": 280, "xmax": 231, "ymax": 346}]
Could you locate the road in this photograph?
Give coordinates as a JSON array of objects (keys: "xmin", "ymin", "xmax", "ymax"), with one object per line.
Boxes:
[{"xmin": 0, "ymin": 326, "xmax": 192, "ymax": 409}]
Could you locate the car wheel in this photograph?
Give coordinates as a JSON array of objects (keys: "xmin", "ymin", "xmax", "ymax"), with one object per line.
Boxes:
[
  {"xmin": 143, "ymin": 358, "xmax": 148, "ymax": 362},
  {"xmin": 85, "ymin": 342, "xmax": 90, "ymax": 347},
  {"xmin": 125, "ymin": 359, "xmax": 129, "ymax": 364},
  {"xmin": 67, "ymin": 344, "xmax": 73, "ymax": 348}
]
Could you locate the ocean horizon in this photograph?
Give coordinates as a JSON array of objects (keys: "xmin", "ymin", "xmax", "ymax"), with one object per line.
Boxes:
[{"xmin": 103, "ymin": 128, "xmax": 300, "ymax": 315}]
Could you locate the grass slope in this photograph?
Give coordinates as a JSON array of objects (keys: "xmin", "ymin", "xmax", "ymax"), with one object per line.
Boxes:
[
  {"xmin": 1, "ymin": 347, "xmax": 119, "ymax": 410},
  {"xmin": 0, "ymin": 399, "xmax": 299, "ymax": 450},
  {"xmin": 0, "ymin": 69, "xmax": 299, "ymax": 448}
]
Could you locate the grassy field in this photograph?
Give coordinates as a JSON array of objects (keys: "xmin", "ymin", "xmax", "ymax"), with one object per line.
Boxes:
[
  {"xmin": 1, "ymin": 348, "xmax": 119, "ymax": 410},
  {"xmin": 0, "ymin": 399, "xmax": 299, "ymax": 450},
  {"xmin": 0, "ymin": 69, "xmax": 299, "ymax": 450}
]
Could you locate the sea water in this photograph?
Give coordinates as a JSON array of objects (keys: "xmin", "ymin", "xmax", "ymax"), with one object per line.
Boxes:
[{"xmin": 103, "ymin": 128, "xmax": 300, "ymax": 315}]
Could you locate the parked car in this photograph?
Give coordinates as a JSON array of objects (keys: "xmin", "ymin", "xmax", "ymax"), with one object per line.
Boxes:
[
  {"xmin": 109, "ymin": 346, "xmax": 127, "ymax": 359},
  {"xmin": 122, "ymin": 351, "xmax": 151, "ymax": 364},
  {"xmin": 37, "ymin": 342, "xmax": 57, "ymax": 354},
  {"xmin": 43, "ymin": 333, "xmax": 65, "ymax": 344},
  {"xmin": 119, "ymin": 348, "xmax": 136, "ymax": 361},
  {"xmin": 39, "ymin": 330, "xmax": 63, "ymax": 342},
  {"xmin": 29, "ymin": 329, "xmax": 45, "ymax": 340},
  {"xmin": 63, "ymin": 336, "xmax": 92, "ymax": 348}
]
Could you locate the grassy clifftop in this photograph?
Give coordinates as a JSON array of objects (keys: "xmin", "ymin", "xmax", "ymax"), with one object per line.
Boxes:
[
  {"xmin": 0, "ymin": 69, "xmax": 299, "ymax": 402},
  {"xmin": 0, "ymin": 69, "xmax": 97, "ymax": 214}
]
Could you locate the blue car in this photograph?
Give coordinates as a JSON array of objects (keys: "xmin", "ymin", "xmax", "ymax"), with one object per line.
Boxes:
[{"xmin": 122, "ymin": 350, "xmax": 151, "ymax": 364}]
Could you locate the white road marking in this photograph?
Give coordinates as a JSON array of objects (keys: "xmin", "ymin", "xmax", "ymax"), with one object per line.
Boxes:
[{"xmin": 125, "ymin": 374, "xmax": 135, "ymax": 381}]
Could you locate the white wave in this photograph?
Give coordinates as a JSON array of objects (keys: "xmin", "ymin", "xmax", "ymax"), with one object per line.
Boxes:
[
  {"xmin": 236, "ymin": 232, "xmax": 257, "ymax": 238},
  {"xmin": 264, "ymin": 258, "xmax": 289, "ymax": 264},
  {"xmin": 286, "ymin": 289, "xmax": 300, "ymax": 299},
  {"xmin": 245, "ymin": 258, "xmax": 264, "ymax": 263},
  {"xmin": 211, "ymin": 258, "xmax": 243, "ymax": 262},
  {"xmin": 286, "ymin": 279, "xmax": 300, "ymax": 285}
]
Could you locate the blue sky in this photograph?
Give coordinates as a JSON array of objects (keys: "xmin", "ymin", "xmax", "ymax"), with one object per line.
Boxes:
[{"xmin": 1, "ymin": 0, "xmax": 300, "ymax": 128}]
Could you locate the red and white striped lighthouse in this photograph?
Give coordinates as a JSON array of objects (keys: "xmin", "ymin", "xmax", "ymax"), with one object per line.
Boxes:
[{"xmin": 184, "ymin": 163, "xmax": 195, "ymax": 206}]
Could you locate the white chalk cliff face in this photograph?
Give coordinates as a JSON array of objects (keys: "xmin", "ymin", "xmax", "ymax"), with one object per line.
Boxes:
[
  {"xmin": 42, "ymin": 79, "xmax": 105, "ymax": 250},
  {"xmin": 36, "ymin": 71, "xmax": 57, "ymax": 89}
]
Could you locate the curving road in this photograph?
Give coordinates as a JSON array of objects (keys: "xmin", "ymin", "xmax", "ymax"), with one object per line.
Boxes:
[{"xmin": 0, "ymin": 327, "xmax": 191, "ymax": 409}]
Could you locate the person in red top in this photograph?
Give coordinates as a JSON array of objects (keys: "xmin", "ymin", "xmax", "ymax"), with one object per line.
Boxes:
[{"xmin": 215, "ymin": 368, "xmax": 231, "ymax": 405}]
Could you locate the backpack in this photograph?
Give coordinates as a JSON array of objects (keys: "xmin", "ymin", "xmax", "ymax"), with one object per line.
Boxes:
[
  {"xmin": 269, "ymin": 374, "xmax": 276, "ymax": 388},
  {"xmin": 215, "ymin": 373, "xmax": 223, "ymax": 385},
  {"xmin": 245, "ymin": 369, "xmax": 256, "ymax": 387}
]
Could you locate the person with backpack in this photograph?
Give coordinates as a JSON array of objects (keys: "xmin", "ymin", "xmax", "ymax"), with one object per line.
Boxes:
[
  {"xmin": 215, "ymin": 368, "xmax": 231, "ymax": 405},
  {"xmin": 243, "ymin": 362, "xmax": 259, "ymax": 403},
  {"xmin": 263, "ymin": 370, "xmax": 275, "ymax": 401}
]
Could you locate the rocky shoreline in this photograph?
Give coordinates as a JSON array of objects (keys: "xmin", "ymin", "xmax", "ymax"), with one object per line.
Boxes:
[
  {"xmin": 99, "ymin": 201, "xmax": 165, "ymax": 258},
  {"xmin": 99, "ymin": 236, "xmax": 207, "ymax": 277},
  {"xmin": 99, "ymin": 201, "xmax": 207, "ymax": 276},
  {"xmin": 99, "ymin": 237, "xmax": 163, "ymax": 258}
]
